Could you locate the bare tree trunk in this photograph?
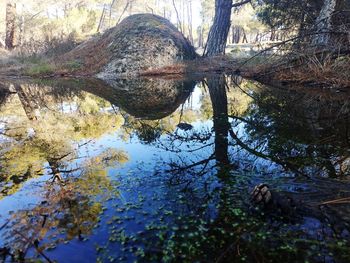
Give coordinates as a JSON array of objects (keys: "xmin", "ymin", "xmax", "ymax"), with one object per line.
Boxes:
[
  {"xmin": 116, "ymin": 1, "xmax": 130, "ymax": 24},
  {"xmin": 5, "ymin": 3, "xmax": 17, "ymax": 50},
  {"xmin": 270, "ymin": 28, "xmax": 275, "ymax": 41},
  {"xmin": 172, "ymin": 0, "xmax": 183, "ymax": 33},
  {"xmin": 205, "ymin": 0, "xmax": 233, "ymax": 56},
  {"xmin": 312, "ymin": 0, "xmax": 337, "ymax": 46},
  {"xmin": 197, "ymin": 26, "xmax": 204, "ymax": 48},
  {"xmin": 242, "ymin": 28, "xmax": 248, "ymax": 43},
  {"xmin": 18, "ymin": 15, "xmax": 24, "ymax": 47},
  {"xmin": 254, "ymin": 32, "xmax": 261, "ymax": 43},
  {"xmin": 187, "ymin": 0, "xmax": 194, "ymax": 45},
  {"xmin": 235, "ymin": 27, "xmax": 241, "ymax": 43},
  {"xmin": 97, "ymin": 4, "xmax": 107, "ymax": 33},
  {"xmin": 182, "ymin": 0, "xmax": 185, "ymax": 37},
  {"xmin": 295, "ymin": 12, "xmax": 306, "ymax": 47},
  {"xmin": 109, "ymin": 0, "xmax": 118, "ymax": 27},
  {"xmin": 128, "ymin": 0, "xmax": 133, "ymax": 15},
  {"xmin": 231, "ymin": 26, "xmax": 235, "ymax": 44}
]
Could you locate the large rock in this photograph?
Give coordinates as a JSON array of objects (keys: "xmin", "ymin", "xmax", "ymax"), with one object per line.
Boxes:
[{"xmin": 61, "ymin": 14, "xmax": 197, "ymax": 79}]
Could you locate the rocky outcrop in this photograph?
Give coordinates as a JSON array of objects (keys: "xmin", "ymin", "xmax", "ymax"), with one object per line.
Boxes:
[{"xmin": 60, "ymin": 14, "xmax": 197, "ymax": 79}]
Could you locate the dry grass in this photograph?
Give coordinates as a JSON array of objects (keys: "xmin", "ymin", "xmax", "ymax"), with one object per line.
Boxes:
[
  {"xmin": 139, "ymin": 56, "xmax": 240, "ymax": 77},
  {"xmin": 0, "ymin": 48, "xmax": 26, "ymax": 76},
  {"xmin": 241, "ymin": 50, "xmax": 350, "ymax": 88},
  {"xmin": 0, "ymin": 48, "xmax": 85, "ymax": 77},
  {"xmin": 56, "ymin": 30, "xmax": 113, "ymax": 76},
  {"xmin": 274, "ymin": 54, "xmax": 350, "ymax": 87}
]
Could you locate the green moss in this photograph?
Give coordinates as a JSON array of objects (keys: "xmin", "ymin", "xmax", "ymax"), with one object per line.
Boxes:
[
  {"xmin": 230, "ymin": 47, "xmax": 242, "ymax": 54},
  {"xmin": 27, "ymin": 59, "xmax": 79, "ymax": 76},
  {"xmin": 64, "ymin": 60, "xmax": 82, "ymax": 71},
  {"xmin": 24, "ymin": 60, "xmax": 57, "ymax": 76}
]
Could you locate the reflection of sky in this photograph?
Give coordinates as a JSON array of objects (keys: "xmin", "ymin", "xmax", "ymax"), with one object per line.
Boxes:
[
  {"xmin": 0, "ymin": 82, "xmax": 282, "ymax": 230},
  {"xmin": 1, "ymin": 80, "xmax": 349, "ymax": 262},
  {"xmin": 58, "ymin": 102, "xmax": 78, "ymax": 113},
  {"xmin": 0, "ymin": 121, "xmax": 6, "ymax": 141},
  {"xmin": 0, "ymin": 84, "xmax": 208, "ymax": 245},
  {"xmin": 183, "ymin": 85, "xmax": 203, "ymax": 111},
  {"xmin": 0, "ymin": 175, "xmax": 51, "ymax": 241}
]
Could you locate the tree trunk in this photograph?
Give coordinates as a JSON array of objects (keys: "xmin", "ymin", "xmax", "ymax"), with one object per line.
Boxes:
[
  {"xmin": 187, "ymin": 0, "xmax": 194, "ymax": 45},
  {"xmin": 5, "ymin": 3, "xmax": 17, "ymax": 50},
  {"xmin": 208, "ymin": 76, "xmax": 230, "ymax": 167},
  {"xmin": 312, "ymin": 0, "xmax": 337, "ymax": 46},
  {"xmin": 204, "ymin": 0, "xmax": 233, "ymax": 56},
  {"xmin": 97, "ymin": 4, "xmax": 107, "ymax": 33},
  {"xmin": 198, "ymin": 26, "xmax": 204, "ymax": 48},
  {"xmin": 270, "ymin": 28, "xmax": 275, "ymax": 41},
  {"xmin": 109, "ymin": 0, "xmax": 118, "ymax": 27},
  {"xmin": 14, "ymin": 84, "xmax": 39, "ymax": 121},
  {"xmin": 231, "ymin": 26, "xmax": 235, "ymax": 44},
  {"xmin": 18, "ymin": 15, "xmax": 24, "ymax": 47},
  {"xmin": 242, "ymin": 28, "xmax": 248, "ymax": 43},
  {"xmin": 172, "ymin": 0, "xmax": 182, "ymax": 33},
  {"xmin": 295, "ymin": 12, "xmax": 306, "ymax": 47},
  {"xmin": 255, "ymin": 32, "xmax": 260, "ymax": 43},
  {"xmin": 235, "ymin": 27, "xmax": 241, "ymax": 43}
]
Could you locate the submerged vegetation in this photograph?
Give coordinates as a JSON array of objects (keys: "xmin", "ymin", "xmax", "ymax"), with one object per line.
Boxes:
[{"xmin": 0, "ymin": 77, "xmax": 349, "ymax": 262}]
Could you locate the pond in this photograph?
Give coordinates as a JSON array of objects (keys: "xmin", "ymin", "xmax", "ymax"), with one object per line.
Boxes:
[{"xmin": 0, "ymin": 75, "xmax": 349, "ymax": 262}]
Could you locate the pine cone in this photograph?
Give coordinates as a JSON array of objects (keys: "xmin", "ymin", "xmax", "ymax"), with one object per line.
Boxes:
[{"xmin": 251, "ymin": 183, "xmax": 272, "ymax": 205}]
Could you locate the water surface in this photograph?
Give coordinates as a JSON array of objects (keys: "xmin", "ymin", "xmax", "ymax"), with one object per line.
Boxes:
[{"xmin": 0, "ymin": 76, "xmax": 349, "ymax": 262}]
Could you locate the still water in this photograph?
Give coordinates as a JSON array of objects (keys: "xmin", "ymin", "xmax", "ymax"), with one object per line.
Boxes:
[{"xmin": 0, "ymin": 76, "xmax": 349, "ymax": 262}]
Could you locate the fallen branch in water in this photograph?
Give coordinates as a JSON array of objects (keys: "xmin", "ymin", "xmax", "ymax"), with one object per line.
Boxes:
[
  {"xmin": 13, "ymin": 230, "xmax": 53, "ymax": 263},
  {"xmin": 321, "ymin": 197, "xmax": 350, "ymax": 205}
]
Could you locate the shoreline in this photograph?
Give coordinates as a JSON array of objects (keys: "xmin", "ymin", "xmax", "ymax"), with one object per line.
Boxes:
[{"xmin": 0, "ymin": 55, "xmax": 349, "ymax": 89}]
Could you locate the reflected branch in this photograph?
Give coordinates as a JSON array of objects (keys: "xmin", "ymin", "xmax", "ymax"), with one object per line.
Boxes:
[{"xmin": 228, "ymin": 128, "xmax": 308, "ymax": 177}]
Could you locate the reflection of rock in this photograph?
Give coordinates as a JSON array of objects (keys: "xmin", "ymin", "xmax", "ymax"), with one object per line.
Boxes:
[
  {"xmin": 103, "ymin": 78, "xmax": 195, "ymax": 120},
  {"xmin": 0, "ymin": 82, "xmax": 12, "ymax": 105},
  {"xmin": 0, "ymin": 78, "xmax": 195, "ymax": 120},
  {"xmin": 81, "ymin": 78, "xmax": 196, "ymax": 119},
  {"xmin": 60, "ymin": 14, "xmax": 197, "ymax": 78}
]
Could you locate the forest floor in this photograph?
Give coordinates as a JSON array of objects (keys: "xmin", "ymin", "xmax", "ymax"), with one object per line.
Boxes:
[
  {"xmin": 0, "ymin": 49, "xmax": 24, "ymax": 77},
  {"xmin": 140, "ymin": 54, "xmax": 350, "ymax": 88},
  {"xmin": 0, "ymin": 47, "xmax": 349, "ymax": 88}
]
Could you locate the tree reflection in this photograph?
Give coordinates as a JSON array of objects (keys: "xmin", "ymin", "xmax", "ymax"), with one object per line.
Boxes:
[
  {"xmin": 230, "ymin": 80, "xmax": 350, "ymax": 178},
  {"xmin": 0, "ymin": 81, "xmax": 125, "ymax": 197},
  {"xmin": 146, "ymin": 76, "xmax": 350, "ymax": 262},
  {"xmin": 2, "ymin": 149, "xmax": 126, "ymax": 262},
  {"xmin": 160, "ymin": 75, "xmax": 239, "ymax": 185},
  {"xmin": 159, "ymin": 75, "xmax": 350, "ymax": 183},
  {"xmin": 1, "ymin": 76, "xmax": 350, "ymax": 262}
]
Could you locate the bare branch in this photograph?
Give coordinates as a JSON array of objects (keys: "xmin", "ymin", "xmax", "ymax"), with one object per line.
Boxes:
[{"xmin": 232, "ymin": 0, "xmax": 251, "ymax": 8}]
